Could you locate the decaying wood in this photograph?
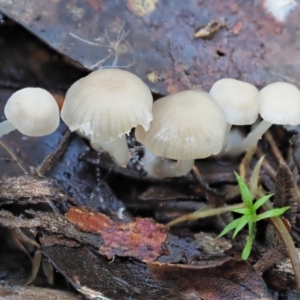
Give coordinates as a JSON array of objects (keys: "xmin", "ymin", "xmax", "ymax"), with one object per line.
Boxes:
[
  {"xmin": 0, "ymin": 176, "xmax": 69, "ymax": 205},
  {"xmin": 0, "ymin": 283, "xmax": 81, "ymax": 300},
  {"xmin": 0, "ymin": 210, "xmax": 102, "ymax": 249}
]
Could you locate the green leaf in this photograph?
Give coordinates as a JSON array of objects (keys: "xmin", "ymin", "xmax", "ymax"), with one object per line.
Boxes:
[
  {"xmin": 242, "ymin": 234, "xmax": 255, "ymax": 260},
  {"xmin": 253, "ymin": 194, "xmax": 274, "ymax": 211},
  {"xmin": 256, "ymin": 206, "xmax": 290, "ymax": 221},
  {"xmin": 232, "ymin": 208, "xmax": 250, "ymax": 215},
  {"xmin": 218, "ymin": 217, "xmax": 241, "ymax": 237},
  {"xmin": 233, "ymin": 215, "xmax": 249, "ymax": 238},
  {"xmin": 234, "ymin": 172, "xmax": 253, "ymax": 208}
]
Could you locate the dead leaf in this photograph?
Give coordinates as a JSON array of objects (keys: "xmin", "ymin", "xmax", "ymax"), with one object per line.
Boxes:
[
  {"xmin": 194, "ymin": 20, "xmax": 225, "ymax": 39},
  {"xmin": 24, "ymin": 250, "xmax": 42, "ymax": 286},
  {"xmin": 66, "ymin": 207, "xmax": 168, "ymax": 262},
  {"xmin": 2, "ymin": 1, "xmax": 300, "ymax": 95},
  {"xmin": 148, "ymin": 260, "xmax": 273, "ymax": 300},
  {"xmin": 274, "ymin": 164, "xmax": 297, "ymax": 226}
]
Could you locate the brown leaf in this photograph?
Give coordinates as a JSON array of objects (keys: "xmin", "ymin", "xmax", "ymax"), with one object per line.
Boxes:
[
  {"xmin": 24, "ymin": 250, "xmax": 42, "ymax": 286},
  {"xmin": 148, "ymin": 260, "xmax": 273, "ymax": 300},
  {"xmin": 2, "ymin": 1, "xmax": 299, "ymax": 95},
  {"xmin": 66, "ymin": 207, "xmax": 168, "ymax": 262},
  {"xmin": 274, "ymin": 164, "xmax": 297, "ymax": 226}
]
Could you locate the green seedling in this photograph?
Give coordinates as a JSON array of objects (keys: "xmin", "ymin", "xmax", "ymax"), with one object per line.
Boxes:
[{"xmin": 218, "ymin": 171, "xmax": 290, "ymax": 260}]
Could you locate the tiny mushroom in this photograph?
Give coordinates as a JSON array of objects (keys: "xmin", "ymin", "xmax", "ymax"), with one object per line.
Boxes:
[
  {"xmin": 0, "ymin": 87, "xmax": 60, "ymax": 137},
  {"xmin": 135, "ymin": 90, "xmax": 227, "ymax": 178},
  {"xmin": 230, "ymin": 82, "xmax": 300, "ymax": 154},
  {"xmin": 209, "ymin": 78, "xmax": 259, "ymax": 152},
  {"xmin": 61, "ymin": 68, "xmax": 153, "ymax": 167}
]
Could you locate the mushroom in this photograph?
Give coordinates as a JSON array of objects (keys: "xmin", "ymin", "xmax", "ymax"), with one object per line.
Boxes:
[
  {"xmin": 230, "ymin": 82, "xmax": 300, "ymax": 154},
  {"xmin": 209, "ymin": 78, "xmax": 259, "ymax": 152},
  {"xmin": 0, "ymin": 87, "xmax": 60, "ymax": 137},
  {"xmin": 135, "ymin": 90, "xmax": 227, "ymax": 178},
  {"xmin": 61, "ymin": 69, "xmax": 153, "ymax": 167}
]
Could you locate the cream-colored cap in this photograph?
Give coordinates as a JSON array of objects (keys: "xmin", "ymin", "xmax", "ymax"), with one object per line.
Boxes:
[
  {"xmin": 61, "ymin": 69, "xmax": 153, "ymax": 143},
  {"xmin": 135, "ymin": 90, "xmax": 226, "ymax": 160},
  {"xmin": 259, "ymin": 82, "xmax": 300, "ymax": 125},
  {"xmin": 210, "ymin": 78, "xmax": 259, "ymax": 125},
  {"xmin": 4, "ymin": 87, "xmax": 60, "ymax": 136}
]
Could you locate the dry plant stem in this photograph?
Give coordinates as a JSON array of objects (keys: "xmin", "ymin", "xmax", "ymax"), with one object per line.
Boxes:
[
  {"xmin": 257, "ymin": 189, "xmax": 300, "ymax": 290},
  {"xmin": 225, "ymin": 186, "xmax": 240, "ymax": 200},
  {"xmin": 192, "ymin": 165, "xmax": 210, "ymax": 190},
  {"xmin": 240, "ymin": 150, "xmax": 300, "ymax": 286},
  {"xmin": 34, "ymin": 130, "xmax": 72, "ymax": 177},
  {"xmin": 264, "ymin": 131, "xmax": 285, "ymax": 164},
  {"xmin": 167, "ymin": 202, "xmax": 245, "ymax": 227},
  {"xmin": 255, "ymin": 146, "xmax": 277, "ymax": 180},
  {"xmin": 24, "ymin": 250, "xmax": 42, "ymax": 286},
  {"xmin": 249, "ymin": 156, "xmax": 264, "ymax": 197},
  {"xmin": 239, "ymin": 147, "xmax": 256, "ymax": 180},
  {"xmin": 0, "ymin": 139, "xmax": 27, "ymax": 174}
]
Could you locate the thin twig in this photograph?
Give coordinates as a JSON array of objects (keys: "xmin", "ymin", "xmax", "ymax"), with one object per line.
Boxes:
[
  {"xmin": 241, "ymin": 148, "xmax": 300, "ymax": 289},
  {"xmin": 239, "ymin": 147, "xmax": 256, "ymax": 180},
  {"xmin": 264, "ymin": 131, "xmax": 285, "ymax": 164},
  {"xmin": 33, "ymin": 130, "xmax": 72, "ymax": 177},
  {"xmin": 255, "ymin": 146, "xmax": 277, "ymax": 180},
  {"xmin": 0, "ymin": 139, "xmax": 27, "ymax": 174},
  {"xmin": 258, "ymin": 189, "xmax": 300, "ymax": 291}
]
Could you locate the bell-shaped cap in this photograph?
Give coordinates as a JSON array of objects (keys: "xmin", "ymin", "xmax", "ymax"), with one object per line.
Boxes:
[
  {"xmin": 135, "ymin": 90, "xmax": 227, "ymax": 160},
  {"xmin": 4, "ymin": 87, "xmax": 60, "ymax": 136},
  {"xmin": 61, "ymin": 69, "xmax": 153, "ymax": 143},
  {"xmin": 259, "ymin": 82, "xmax": 300, "ymax": 125},
  {"xmin": 210, "ymin": 78, "xmax": 259, "ymax": 125}
]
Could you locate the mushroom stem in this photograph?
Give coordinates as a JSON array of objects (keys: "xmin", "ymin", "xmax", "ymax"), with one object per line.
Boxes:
[
  {"xmin": 228, "ymin": 120, "xmax": 272, "ymax": 155},
  {"xmin": 91, "ymin": 135, "xmax": 130, "ymax": 167},
  {"xmin": 110, "ymin": 135, "xmax": 130, "ymax": 167},
  {"xmin": 177, "ymin": 159, "xmax": 194, "ymax": 176},
  {"xmin": 0, "ymin": 120, "xmax": 16, "ymax": 137},
  {"xmin": 220, "ymin": 123, "xmax": 232, "ymax": 153},
  {"xmin": 142, "ymin": 150, "xmax": 193, "ymax": 178},
  {"xmin": 154, "ymin": 158, "xmax": 192, "ymax": 178}
]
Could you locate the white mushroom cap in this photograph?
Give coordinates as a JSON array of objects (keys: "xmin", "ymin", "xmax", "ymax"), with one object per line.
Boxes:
[
  {"xmin": 61, "ymin": 69, "xmax": 153, "ymax": 143},
  {"xmin": 209, "ymin": 78, "xmax": 259, "ymax": 125},
  {"xmin": 4, "ymin": 87, "xmax": 60, "ymax": 136},
  {"xmin": 135, "ymin": 90, "xmax": 226, "ymax": 160},
  {"xmin": 259, "ymin": 82, "xmax": 300, "ymax": 125}
]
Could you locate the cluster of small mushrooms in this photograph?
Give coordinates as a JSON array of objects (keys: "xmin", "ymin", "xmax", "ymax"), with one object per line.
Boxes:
[{"xmin": 2, "ymin": 69, "xmax": 300, "ymax": 178}]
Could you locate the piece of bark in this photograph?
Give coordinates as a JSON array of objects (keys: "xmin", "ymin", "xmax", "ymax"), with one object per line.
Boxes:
[
  {"xmin": 66, "ymin": 207, "xmax": 169, "ymax": 262},
  {"xmin": 0, "ymin": 210, "xmax": 102, "ymax": 249},
  {"xmin": 0, "ymin": 283, "xmax": 81, "ymax": 300},
  {"xmin": 0, "ymin": 176, "xmax": 70, "ymax": 205}
]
